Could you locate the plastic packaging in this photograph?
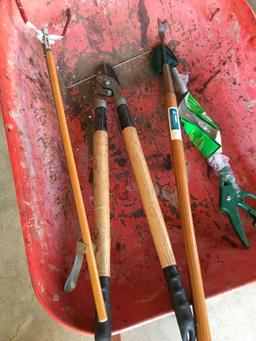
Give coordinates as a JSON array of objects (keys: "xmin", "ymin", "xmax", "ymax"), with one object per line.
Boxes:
[
  {"xmin": 178, "ymin": 92, "xmax": 221, "ymax": 158},
  {"xmin": 208, "ymin": 152, "xmax": 239, "ymax": 191}
]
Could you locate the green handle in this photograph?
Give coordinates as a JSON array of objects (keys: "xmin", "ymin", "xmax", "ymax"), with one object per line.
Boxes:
[
  {"xmin": 219, "ymin": 167, "xmax": 256, "ymax": 248},
  {"xmin": 237, "ymin": 191, "xmax": 256, "ymax": 219}
]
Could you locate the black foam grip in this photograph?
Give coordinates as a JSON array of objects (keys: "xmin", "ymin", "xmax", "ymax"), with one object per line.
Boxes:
[
  {"xmin": 95, "ymin": 276, "xmax": 111, "ymax": 341},
  {"xmin": 94, "ymin": 107, "xmax": 107, "ymax": 131},
  {"xmin": 116, "ymin": 104, "xmax": 134, "ymax": 130},
  {"xmin": 163, "ymin": 265, "xmax": 196, "ymax": 341}
]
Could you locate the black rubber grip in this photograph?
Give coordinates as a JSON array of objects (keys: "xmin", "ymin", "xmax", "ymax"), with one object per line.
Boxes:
[
  {"xmin": 95, "ymin": 276, "xmax": 111, "ymax": 341},
  {"xmin": 94, "ymin": 107, "xmax": 107, "ymax": 131},
  {"xmin": 116, "ymin": 104, "xmax": 134, "ymax": 130},
  {"xmin": 163, "ymin": 265, "xmax": 195, "ymax": 341}
]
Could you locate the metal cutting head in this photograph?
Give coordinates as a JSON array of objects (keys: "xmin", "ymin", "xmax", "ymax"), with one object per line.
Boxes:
[
  {"xmin": 95, "ymin": 63, "xmax": 122, "ymax": 99},
  {"xmin": 97, "ymin": 63, "xmax": 120, "ymax": 84}
]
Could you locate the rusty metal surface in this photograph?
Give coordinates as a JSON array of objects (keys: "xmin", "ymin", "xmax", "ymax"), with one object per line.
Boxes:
[{"xmin": 0, "ymin": 0, "xmax": 255, "ymax": 335}]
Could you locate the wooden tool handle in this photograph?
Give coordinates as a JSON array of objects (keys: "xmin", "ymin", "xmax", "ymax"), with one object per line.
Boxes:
[
  {"xmin": 45, "ymin": 50, "xmax": 107, "ymax": 323},
  {"xmin": 93, "ymin": 130, "xmax": 110, "ymax": 277},
  {"xmin": 171, "ymin": 138, "xmax": 210, "ymax": 341},
  {"xmin": 117, "ymin": 103, "xmax": 195, "ymax": 340},
  {"xmin": 122, "ymin": 126, "xmax": 175, "ymax": 268},
  {"xmin": 163, "ymin": 64, "xmax": 211, "ymax": 340},
  {"xmin": 93, "ymin": 106, "xmax": 111, "ymax": 341}
]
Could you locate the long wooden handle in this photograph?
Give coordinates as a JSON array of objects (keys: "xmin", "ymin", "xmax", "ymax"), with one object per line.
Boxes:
[
  {"xmin": 163, "ymin": 64, "xmax": 211, "ymax": 340},
  {"xmin": 93, "ymin": 130, "xmax": 110, "ymax": 277},
  {"xmin": 117, "ymin": 104, "xmax": 195, "ymax": 340},
  {"xmin": 45, "ymin": 49, "xmax": 107, "ymax": 323},
  {"xmin": 122, "ymin": 127, "xmax": 176, "ymax": 268},
  {"xmin": 93, "ymin": 106, "xmax": 111, "ymax": 341}
]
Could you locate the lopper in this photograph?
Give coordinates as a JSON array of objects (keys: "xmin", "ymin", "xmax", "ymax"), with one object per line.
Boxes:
[
  {"xmin": 95, "ymin": 63, "xmax": 195, "ymax": 341},
  {"xmin": 66, "ymin": 63, "xmax": 196, "ymax": 341},
  {"xmin": 66, "ymin": 64, "xmax": 195, "ymax": 341}
]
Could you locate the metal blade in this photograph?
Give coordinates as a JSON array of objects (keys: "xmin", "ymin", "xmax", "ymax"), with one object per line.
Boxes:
[
  {"xmin": 97, "ymin": 63, "xmax": 120, "ymax": 85},
  {"xmin": 158, "ymin": 19, "xmax": 167, "ymax": 41}
]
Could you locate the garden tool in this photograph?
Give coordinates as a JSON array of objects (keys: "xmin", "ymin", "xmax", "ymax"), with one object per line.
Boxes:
[
  {"xmin": 15, "ymin": 0, "xmax": 107, "ymax": 323},
  {"xmin": 152, "ymin": 40, "xmax": 256, "ymax": 249},
  {"xmin": 95, "ymin": 63, "xmax": 195, "ymax": 341},
  {"xmin": 178, "ymin": 91, "xmax": 256, "ymax": 249},
  {"xmin": 151, "ymin": 20, "xmax": 212, "ymax": 341}
]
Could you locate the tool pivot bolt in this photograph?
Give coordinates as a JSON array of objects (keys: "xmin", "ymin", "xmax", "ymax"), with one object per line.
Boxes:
[
  {"xmin": 226, "ymin": 195, "xmax": 232, "ymax": 201},
  {"xmin": 106, "ymin": 89, "xmax": 112, "ymax": 96},
  {"xmin": 104, "ymin": 78, "xmax": 111, "ymax": 86}
]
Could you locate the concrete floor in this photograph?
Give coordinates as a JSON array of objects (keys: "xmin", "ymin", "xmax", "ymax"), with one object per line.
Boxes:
[{"xmin": 1, "ymin": 110, "xmax": 256, "ymax": 341}]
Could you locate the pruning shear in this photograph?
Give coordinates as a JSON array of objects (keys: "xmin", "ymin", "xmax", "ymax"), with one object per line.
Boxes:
[
  {"xmin": 179, "ymin": 96, "xmax": 256, "ymax": 248},
  {"xmin": 169, "ymin": 67, "xmax": 256, "ymax": 248}
]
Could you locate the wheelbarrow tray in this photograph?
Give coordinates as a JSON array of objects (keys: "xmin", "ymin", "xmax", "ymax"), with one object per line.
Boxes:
[{"xmin": 0, "ymin": 0, "xmax": 255, "ymax": 335}]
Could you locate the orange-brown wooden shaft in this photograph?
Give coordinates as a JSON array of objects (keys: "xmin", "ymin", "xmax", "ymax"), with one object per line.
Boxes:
[
  {"xmin": 93, "ymin": 130, "xmax": 110, "ymax": 277},
  {"xmin": 45, "ymin": 49, "xmax": 107, "ymax": 322},
  {"xmin": 122, "ymin": 126, "xmax": 176, "ymax": 268},
  {"xmin": 163, "ymin": 63, "xmax": 211, "ymax": 340}
]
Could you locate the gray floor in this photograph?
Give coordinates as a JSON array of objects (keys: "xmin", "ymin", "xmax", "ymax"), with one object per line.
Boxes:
[
  {"xmin": 1, "ymin": 109, "xmax": 256, "ymax": 341},
  {"xmin": 248, "ymin": 0, "xmax": 256, "ymax": 10}
]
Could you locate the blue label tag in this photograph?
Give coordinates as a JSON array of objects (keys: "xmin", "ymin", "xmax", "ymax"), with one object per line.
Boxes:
[{"xmin": 169, "ymin": 108, "xmax": 180, "ymax": 130}]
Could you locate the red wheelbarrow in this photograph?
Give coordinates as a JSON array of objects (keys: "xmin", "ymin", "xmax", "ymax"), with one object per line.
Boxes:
[{"xmin": 0, "ymin": 0, "xmax": 255, "ymax": 339}]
